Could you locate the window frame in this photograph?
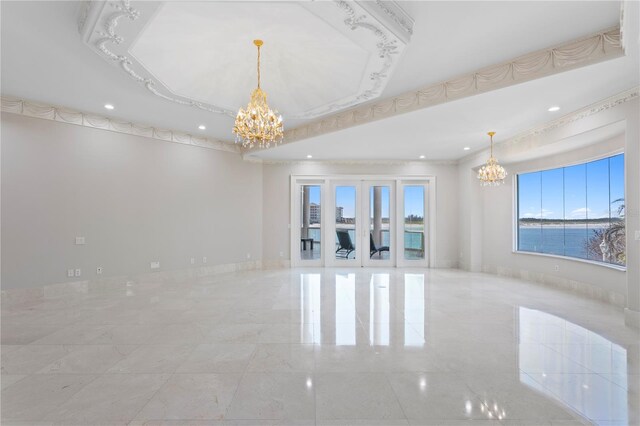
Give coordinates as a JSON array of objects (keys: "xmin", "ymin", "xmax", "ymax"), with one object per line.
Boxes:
[{"xmin": 512, "ymin": 150, "xmax": 626, "ymax": 271}]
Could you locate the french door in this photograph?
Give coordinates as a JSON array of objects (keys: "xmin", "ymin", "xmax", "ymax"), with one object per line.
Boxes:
[
  {"xmin": 291, "ymin": 176, "xmax": 432, "ymax": 268},
  {"xmin": 363, "ymin": 181, "xmax": 395, "ymax": 267},
  {"xmin": 291, "ymin": 179, "xmax": 326, "ymax": 267}
]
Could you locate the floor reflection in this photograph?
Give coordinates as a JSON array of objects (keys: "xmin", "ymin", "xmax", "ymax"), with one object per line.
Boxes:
[
  {"xmin": 299, "ymin": 272, "xmax": 427, "ymax": 347},
  {"xmin": 299, "ymin": 273, "xmax": 319, "ymax": 344},
  {"xmin": 519, "ymin": 307, "xmax": 629, "ymax": 425},
  {"xmin": 294, "ymin": 271, "xmax": 635, "ymax": 424},
  {"xmin": 3, "ymin": 268, "xmax": 637, "ymax": 424},
  {"xmin": 369, "ymin": 273, "xmax": 390, "ymax": 346},
  {"xmin": 335, "ymin": 273, "xmax": 356, "ymax": 346}
]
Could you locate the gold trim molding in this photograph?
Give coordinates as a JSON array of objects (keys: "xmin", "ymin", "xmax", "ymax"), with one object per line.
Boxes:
[
  {"xmin": 0, "ymin": 97, "xmax": 240, "ymax": 154},
  {"xmin": 253, "ymin": 26, "xmax": 623, "ymax": 152}
]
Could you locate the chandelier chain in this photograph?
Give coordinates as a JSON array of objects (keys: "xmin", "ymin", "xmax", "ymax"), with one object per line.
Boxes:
[{"xmin": 256, "ymin": 43, "xmax": 261, "ymax": 89}]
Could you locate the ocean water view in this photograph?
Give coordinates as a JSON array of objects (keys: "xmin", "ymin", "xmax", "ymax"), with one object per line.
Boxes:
[
  {"xmin": 307, "ymin": 228, "xmax": 424, "ymax": 250},
  {"xmin": 518, "ymin": 226, "xmax": 606, "ymax": 260}
]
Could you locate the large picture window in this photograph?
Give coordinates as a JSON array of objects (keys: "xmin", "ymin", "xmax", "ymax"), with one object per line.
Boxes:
[{"xmin": 517, "ymin": 153, "xmax": 625, "ymax": 266}]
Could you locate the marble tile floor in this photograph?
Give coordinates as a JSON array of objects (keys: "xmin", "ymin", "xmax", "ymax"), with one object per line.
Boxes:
[{"xmin": 1, "ymin": 268, "xmax": 638, "ymax": 425}]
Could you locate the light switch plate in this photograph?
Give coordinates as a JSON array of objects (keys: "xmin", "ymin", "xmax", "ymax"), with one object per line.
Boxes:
[
  {"xmin": 74, "ymin": 269, "xmax": 81, "ymax": 277},
  {"xmin": 67, "ymin": 269, "xmax": 75, "ymax": 278},
  {"xmin": 635, "ymin": 230, "xmax": 640, "ymax": 241},
  {"xmin": 96, "ymin": 267, "xmax": 103, "ymax": 275},
  {"xmin": 75, "ymin": 236, "xmax": 85, "ymax": 245},
  {"xmin": 150, "ymin": 261, "xmax": 160, "ymax": 270},
  {"xmin": 202, "ymin": 257, "xmax": 207, "ymax": 264}
]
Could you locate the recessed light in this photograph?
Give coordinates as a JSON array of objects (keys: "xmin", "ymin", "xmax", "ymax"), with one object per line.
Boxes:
[
  {"xmin": 306, "ymin": 155, "xmax": 313, "ymax": 159},
  {"xmin": 548, "ymin": 106, "xmax": 560, "ymax": 112},
  {"xmin": 104, "ymin": 104, "xmax": 114, "ymax": 110},
  {"xmin": 198, "ymin": 125, "xmax": 206, "ymax": 130},
  {"xmin": 419, "ymin": 155, "xmax": 425, "ymax": 159},
  {"xmin": 464, "ymin": 147, "xmax": 471, "ymax": 151}
]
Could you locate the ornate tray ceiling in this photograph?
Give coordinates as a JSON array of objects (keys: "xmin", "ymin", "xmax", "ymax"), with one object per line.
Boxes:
[{"xmin": 79, "ymin": 0, "xmax": 413, "ymax": 120}]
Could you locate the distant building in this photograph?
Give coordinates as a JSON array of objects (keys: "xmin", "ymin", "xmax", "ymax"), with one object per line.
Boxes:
[
  {"xmin": 310, "ymin": 203, "xmax": 321, "ymax": 224},
  {"xmin": 336, "ymin": 206, "xmax": 344, "ymax": 222}
]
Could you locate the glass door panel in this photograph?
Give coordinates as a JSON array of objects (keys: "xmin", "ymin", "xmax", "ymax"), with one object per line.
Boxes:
[
  {"xmin": 403, "ymin": 185, "xmax": 425, "ymax": 260},
  {"xmin": 398, "ymin": 182, "xmax": 429, "ymax": 267},
  {"xmin": 300, "ymin": 185, "xmax": 321, "ymax": 261},
  {"xmin": 363, "ymin": 182, "xmax": 395, "ymax": 267},
  {"xmin": 326, "ymin": 181, "xmax": 361, "ymax": 267},
  {"xmin": 292, "ymin": 179, "xmax": 325, "ymax": 267},
  {"xmin": 335, "ymin": 185, "xmax": 357, "ymax": 260}
]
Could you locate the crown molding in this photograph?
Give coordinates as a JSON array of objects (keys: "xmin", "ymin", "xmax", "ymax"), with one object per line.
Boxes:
[
  {"xmin": 250, "ymin": 86, "xmax": 638, "ymax": 165},
  {"xmin": 251, "ymin": 26, "xmax": 623, "ymax": 153},
  {"xmin": 459, "ymin": 86, "xmax": 639, "ymax": 165},
  {"xmin": 0, "ymin": 96, "xmax": 240, "ymax": 154},
  {"xmin": 244, "ymin": 158, "xmax": 458, "ymax": 166}
]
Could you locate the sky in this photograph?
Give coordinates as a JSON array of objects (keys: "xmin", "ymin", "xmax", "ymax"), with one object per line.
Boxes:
[
  {"xmin": 307, "ymin": 185, "xmax": 424, "ymax": 220},
  {"xmin": 518, "ymin": 154, "xmax": 624, "ymax": 221}
]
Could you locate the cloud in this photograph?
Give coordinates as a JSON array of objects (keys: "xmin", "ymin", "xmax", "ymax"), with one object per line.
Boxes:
[
  {"xmin": 522, "ymin": 209, "xmax": 554, "ymax": 219},
  {"xmin": 569, "ymin": 207, "xmax": 590, "ymax": 219}
]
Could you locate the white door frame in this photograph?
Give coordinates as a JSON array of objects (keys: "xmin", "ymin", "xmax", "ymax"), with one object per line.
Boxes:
[
  {"xmin": 325, "ymin": 180, "xmax": 363, "ymax": 267},
  {"xmin": 396, "ymin": 180, "xmax": 432, "ymax": 268},
  {"xmin": 289, "ymin": 175, "xmax": 437, "ymax": 268},
  {"xmin": 362, "ymin": 180, "xmax": 396, "ymax": 267},
  {"xmin": 290, "ymin": 177, "xmax": 326, "ymax": 267}
]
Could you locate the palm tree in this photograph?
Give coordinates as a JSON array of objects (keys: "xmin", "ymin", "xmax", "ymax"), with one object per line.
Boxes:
[{"xmin": 586, "ymin": 198, "xmax": 625, "ymax": 264}]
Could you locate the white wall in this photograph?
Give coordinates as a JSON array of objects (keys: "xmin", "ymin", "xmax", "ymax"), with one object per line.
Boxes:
[
  {"xmin": 481, "ymin": 135, "xmax": 626, "ymax": 299},
  {"xmin": 261, "ymin": 161, "xmax": 459, "ymax": 268},
  {"xmin": 1, "ymin": 113, "xmax": 263, "ymax": 290},
  {"xmin": 458, "ymin": 97, "xmax": 639, "ymax": 323}
]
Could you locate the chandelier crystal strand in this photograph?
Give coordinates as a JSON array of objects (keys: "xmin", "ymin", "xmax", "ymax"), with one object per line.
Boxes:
[
  {"xmin": 477, "ymin": 131, "xmax": 507, "ymax": 186},
  {"xmin": 233, "ymin": 40, "xmax": 284, "ymax": 149}
]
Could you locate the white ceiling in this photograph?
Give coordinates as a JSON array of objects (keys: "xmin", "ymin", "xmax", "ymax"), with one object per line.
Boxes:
[
  {"xmin": 252, "ymin": 54, "xmax": 639, "ymax": 161},
  {"xmin": 1, "ymin": 1, "xmax": 637, "ymax": 161},
  {"xmin": 125, "ymin": 1, "xmax": 408, "ymax": 119}
]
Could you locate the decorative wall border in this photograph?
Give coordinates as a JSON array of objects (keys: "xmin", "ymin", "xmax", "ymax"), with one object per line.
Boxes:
[
  {"xmin": 455, "ymin": 86, "xmax": 639, "ymax": 166},
  {"xmin": 489, "ymin": 86, "xmax": 639, "ymax": 159},
  {"xmin": 263, "ymin": 26, "xmax": 624, "ymax": 151},
  {"xmin": 244, "ymin": 157, "xmax": 458, "ymax": 166},
  {"xmin": 0, "ymin": 97, "xmax": 240, "ymax": 154},
  {"xmin": 246, "ymin": 87, "xmax": 638, "ymax": 165}
]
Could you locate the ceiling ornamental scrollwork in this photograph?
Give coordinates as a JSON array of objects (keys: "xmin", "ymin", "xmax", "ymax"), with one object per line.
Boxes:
[{"xmin": 78, "ymin": 0, "xmax": 413, "ymax": 121}]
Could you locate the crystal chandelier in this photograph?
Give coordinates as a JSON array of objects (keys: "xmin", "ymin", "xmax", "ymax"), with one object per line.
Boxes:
[
  {"xmin": 477, "ymin": 131, "xmax": 507, "ymax": 186},
  {"xmin": 233, "ymin": 40, "xmax": 283, "ymax": 149}
]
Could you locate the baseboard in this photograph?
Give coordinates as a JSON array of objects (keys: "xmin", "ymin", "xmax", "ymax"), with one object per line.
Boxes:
[
  {"xmin": 435, "ymin": 259, "xmax": 459, "ymax": 269},
  {"xmin": 625, "ymin": 308, "xmax": 640, "ymax": 329},
  {"xmin": 482, "ymin": 264, "xmax": 626, "ymax": 308},
  {"xmin": 1, "ymin": 260, "xmax": 275, "ymax": 308},
  {"xmin": 262, "ymin": 259, "xmax": 291, "ymax": 269}
]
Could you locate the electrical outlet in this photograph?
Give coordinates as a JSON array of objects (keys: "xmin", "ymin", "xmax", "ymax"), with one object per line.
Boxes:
[
  {"xmin": 74, "ymin": 268, "xmax": 81, "ymax": 277},
  {"xmin": 202, "ymin": 257, "xmax": 207, "ymax": 264},
  {"xmin": 635, "ymin": 230, "xmax": 640, "ymax": 241},
  {"xmin": 96, "ymin": 267, "xmax": 103, "ymax": 275},
  {"xmin": 150, "ymin": 261, "xmax": 160, "ymax": 270},
  {"xmin": 280, "ymin": 251, "xmax": 284, "ymax": 258},
  {"xmin": 190, "ymin": 258, "xmax": 195, "ymax": 265},
  {"xmin": 75, "ymin": 236, "xmax": 85, "ymax": 245},
  {"xmin": 67, "ymin": 269, "xmax": 74, "ymax": 278}
]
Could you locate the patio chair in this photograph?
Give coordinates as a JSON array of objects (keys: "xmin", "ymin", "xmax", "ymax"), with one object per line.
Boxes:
[
  {"xmin": 335, "ymin": 230, "xmax": 355, "ymax": 258},
  {"xmin": 370, "ymin": 233, "xmax": 390, "ymax": 258}
]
